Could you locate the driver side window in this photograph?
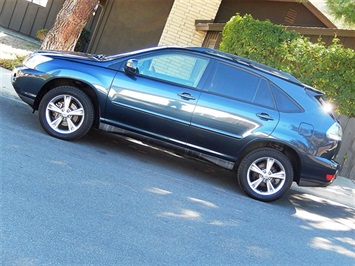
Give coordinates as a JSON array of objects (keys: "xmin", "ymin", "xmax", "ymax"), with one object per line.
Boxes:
[{"xmin": 137, "ymin": 53, "xmax": 209, "ymax": 88}]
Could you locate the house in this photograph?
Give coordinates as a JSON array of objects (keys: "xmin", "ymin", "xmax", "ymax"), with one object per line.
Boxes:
[{"xmin": 0, "ymin": 0, "xmax": 354, "ymax": 54}]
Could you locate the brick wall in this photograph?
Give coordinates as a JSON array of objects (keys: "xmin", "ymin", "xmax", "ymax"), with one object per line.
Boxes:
[{"xmin": 159, "ymin": 0, "xmax": 222, "ymax": 47}]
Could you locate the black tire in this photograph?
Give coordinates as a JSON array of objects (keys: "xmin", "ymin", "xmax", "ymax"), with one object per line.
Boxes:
[
  {"xmin": 237, "ymin": 148, "xmax": 294, "ymax": 202},
  {"xmin": 38, "ymin": 86, "xmax": 94, "ymax": 140}
]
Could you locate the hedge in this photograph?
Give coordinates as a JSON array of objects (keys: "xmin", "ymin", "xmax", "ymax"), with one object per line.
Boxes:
[{"xmin": 219, "ymin": 14, "xmax": 355, "ymax": 117}]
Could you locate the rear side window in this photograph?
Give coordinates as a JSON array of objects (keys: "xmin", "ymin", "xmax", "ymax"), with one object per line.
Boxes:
[
  {"xmin": 208, "ymin": 62, "xmax": 260, "ymax": 103},
  {"xmin": 252, "ymin": 79, "xmax": 275, "ymax": 109},
  {"xmin": 270, "ymin": 83, "xmax": 303, "ymax": 112},
  {"xmin": 207, "ymin": 62, "xmax": 275, "ymax": 109}
]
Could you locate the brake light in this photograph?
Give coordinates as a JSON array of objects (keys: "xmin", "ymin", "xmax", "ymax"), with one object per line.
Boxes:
[{"xmin": 326, "ymin": 174, "xmax": 335, "ymax": 181}]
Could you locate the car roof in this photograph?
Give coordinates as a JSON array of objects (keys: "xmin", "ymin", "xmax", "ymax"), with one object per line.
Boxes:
[
  {"xmin": 122, "ymin": 46, "xmax": 302, "ymax": 86},
  {"xmin": 108, "ymin": 46, "xmax": 307, "ymax": 88},
  {"xmin": 184, "ymin": 47, "xmax": 302, "ymax": 85}
]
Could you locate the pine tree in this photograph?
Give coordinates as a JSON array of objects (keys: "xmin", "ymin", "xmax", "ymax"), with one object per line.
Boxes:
[
  {"xmin": 41, "ymin": 0, "xmax": 98, "ymax": 51},
  {"xmin": 326, "ymin": 0, "xmax": 355, "ymax": 26}
]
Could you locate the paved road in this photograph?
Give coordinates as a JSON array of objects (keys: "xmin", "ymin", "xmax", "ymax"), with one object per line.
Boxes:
[{"xmin": 1, "ymin": 71, "xmax": 355, "ymax": 265}]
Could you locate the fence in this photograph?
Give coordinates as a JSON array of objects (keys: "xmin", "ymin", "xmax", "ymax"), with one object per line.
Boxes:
[
  {"xmin": 336, "ymin": 115, "xmax": 355, "ymax": 180},
  {"xmin": 0, "ymin": 0, "xmax": 99, "ymax": 51}
]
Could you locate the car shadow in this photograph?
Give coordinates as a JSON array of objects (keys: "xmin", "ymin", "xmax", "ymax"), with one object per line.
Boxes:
[
  {"xmin": 80, "ymin": 129, "xmax": 242, "ymax": 195},
  {"xmin": 80, "ymin": 131, "xmax": 355, "ymax": 258},
  {"xmin": 279, "ymin": 189, "xmax": 355, "ymax": 259}
]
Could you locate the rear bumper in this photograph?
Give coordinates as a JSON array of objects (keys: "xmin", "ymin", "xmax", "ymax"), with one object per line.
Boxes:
[{"xmin": 298, "ymin": 154, "xmax": 339, "ymax": 187}]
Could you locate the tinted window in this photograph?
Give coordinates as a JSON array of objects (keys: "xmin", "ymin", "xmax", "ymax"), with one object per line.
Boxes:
[
  {"xmin": 252, "ymin": 79, "xmax": 275, "ymax": 109},
  {"xmin": 208, "ymin": 62, "xmax": 260, "ymax": 103},
  {"xmin": 270, "ymin": 83, "xmax": 303, "ymax": 112},
  {"xmin": 136, "ymin": 53, "xmax": 209, "ymax": 87}
]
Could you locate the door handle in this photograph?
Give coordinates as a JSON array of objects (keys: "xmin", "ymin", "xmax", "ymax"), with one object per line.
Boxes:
[
  {"xmin": 178, "ymin": 92, "xmax": 196, "ymax": 101},
  {"xmin": 256, "ymin": 113, "xmax": 274, "ymax": 121}
]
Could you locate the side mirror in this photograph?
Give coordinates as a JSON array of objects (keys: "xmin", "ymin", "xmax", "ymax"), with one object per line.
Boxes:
[{"xmin": 124, "ymin": 59, "xmax": 139, "ymax": 75}]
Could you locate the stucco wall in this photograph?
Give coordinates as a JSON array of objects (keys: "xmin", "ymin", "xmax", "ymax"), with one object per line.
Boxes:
[
  {"xmin": 89, "ymin": 0, "xmax": 174, "ymax": 54},
  {"xmin": 159, "ymin": 0, "xmax": 222, "ymax": 47}
]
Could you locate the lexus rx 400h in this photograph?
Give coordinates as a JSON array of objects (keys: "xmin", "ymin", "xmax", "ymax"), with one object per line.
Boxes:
[{"xmin": 12, "ymin": 46, "xmax": 342, "ymax": 201}]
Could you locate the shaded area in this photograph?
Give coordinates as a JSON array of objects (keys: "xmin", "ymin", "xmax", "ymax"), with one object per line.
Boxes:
[{"xmin": 0, "ymin": 26, "xmax": 40, "ymax": 59}]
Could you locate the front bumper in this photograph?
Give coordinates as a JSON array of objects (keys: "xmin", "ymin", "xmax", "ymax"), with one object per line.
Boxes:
[{"xmin": 11, "ymin": 66, "xmax": 46, "ymax": 108}]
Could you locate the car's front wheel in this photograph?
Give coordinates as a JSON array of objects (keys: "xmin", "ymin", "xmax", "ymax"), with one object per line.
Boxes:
[
  {"xmin": 38, "ymin": 86, "xmax": 94, "ymax": 140},
  {"xmin": 237, "ymin": 148, "xmax": 294, "ymax": 202}
]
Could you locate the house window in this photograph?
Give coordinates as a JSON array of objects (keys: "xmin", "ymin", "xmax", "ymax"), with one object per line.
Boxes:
[{"xmin": 26, "ymin": 0, "xmax": 48, "ymax": 7}]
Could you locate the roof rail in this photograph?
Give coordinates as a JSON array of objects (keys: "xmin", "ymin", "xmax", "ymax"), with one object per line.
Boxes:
[{"xmin": 187, "ymin": 47, "xmax": 302, "ymax": 84}]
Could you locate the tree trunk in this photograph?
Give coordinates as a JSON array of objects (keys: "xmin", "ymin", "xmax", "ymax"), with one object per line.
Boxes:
[{"xmin": 41, "ymin": 0, "xmax": 98, "ymax": 51}]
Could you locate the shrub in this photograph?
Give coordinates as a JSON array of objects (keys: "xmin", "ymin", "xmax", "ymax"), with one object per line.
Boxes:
[
  {"xmin": 36, "ymin": 29, "xmax": 48, "ymax": 41},
  {"xmin": 220, "ymin": 14, "xmax": 299, "ymax": 70},
  {"xmin": 219, "ymin": 14, "xmax": 355, "ymax": 117},
  {"xmin": 0, "ymin": 56, "xmax": 26, "ymax": 70}
]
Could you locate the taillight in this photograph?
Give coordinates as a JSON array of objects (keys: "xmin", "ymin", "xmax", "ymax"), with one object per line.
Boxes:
[
  {"xmin": 326, "ymin": 122, "xmax": 342, "ymax": 141},
  {"xmin": 326, "ymin": 174, "xmax": 335, "ymax": 181}
]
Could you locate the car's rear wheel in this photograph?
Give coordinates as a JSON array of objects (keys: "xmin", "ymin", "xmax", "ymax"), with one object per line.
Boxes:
[
  {"xmin": 237, "ymin": 148, "xmax": 294, "ymax": 202},
  {"xmin": 38, "ymin": 86, "xmax": 94, "ymax": 140}
]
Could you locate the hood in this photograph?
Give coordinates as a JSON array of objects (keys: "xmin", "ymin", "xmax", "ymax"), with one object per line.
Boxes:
[{"xmin": 31, "ymin": 50, "xmax": 108, "ymax": 62}]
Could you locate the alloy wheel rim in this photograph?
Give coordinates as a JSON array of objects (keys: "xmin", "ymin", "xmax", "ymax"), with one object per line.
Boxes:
[
  {"xmin": 247, "ymin": 156, "xmax": 286, "ymax": 196},
  {"xmin": 45, "ymin": 94, "xmax": 85, "ymax": 134}
]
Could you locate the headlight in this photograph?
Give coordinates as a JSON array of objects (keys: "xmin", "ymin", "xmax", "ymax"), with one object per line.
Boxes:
[
  {"xmin": 326, "ymin": 122, "xmax": 342, "ymax": 141},
  {"xmin": 24, "ymin": 54, "xmax": 52, "ymax": 69}
]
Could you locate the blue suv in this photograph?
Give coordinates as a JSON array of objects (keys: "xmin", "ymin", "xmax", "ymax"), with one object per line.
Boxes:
[{"xmin": 12, "ymin": 46, "xmax": 342, "ymax": 201}]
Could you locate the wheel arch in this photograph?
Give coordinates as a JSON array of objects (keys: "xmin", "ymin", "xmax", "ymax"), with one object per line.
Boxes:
[
  {"xmin": 234, "ymin": 140, "xmax": 301, "ymax": 183},
  {"xmin": 33, "ymin": 78, "xmax": 101, "ymax": 128}
]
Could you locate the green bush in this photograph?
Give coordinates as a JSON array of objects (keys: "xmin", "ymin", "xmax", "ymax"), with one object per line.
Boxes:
[
  {"xmin": 220, "ymin": 14, "xmax": 299, "ymax": 69},
  {"xmin": 36, "ymin": 29, "xmax": 48, "ymax": 41},
  {"xmin": 0, "ymin": 55, "xmax": 26, "ymax": 70},
  {"xmin": 219, "ymin": 14, "xmax": 355, "ymax": 117}
]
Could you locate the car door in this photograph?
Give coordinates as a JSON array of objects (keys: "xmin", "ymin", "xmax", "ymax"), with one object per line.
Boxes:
[
  {"xmin": 188, "ymin": 61, "xmax": 280, "ymax": 160},
  {"xmin": 105, "ymin": 51, "xmax": 210, "ymax": 144}
]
